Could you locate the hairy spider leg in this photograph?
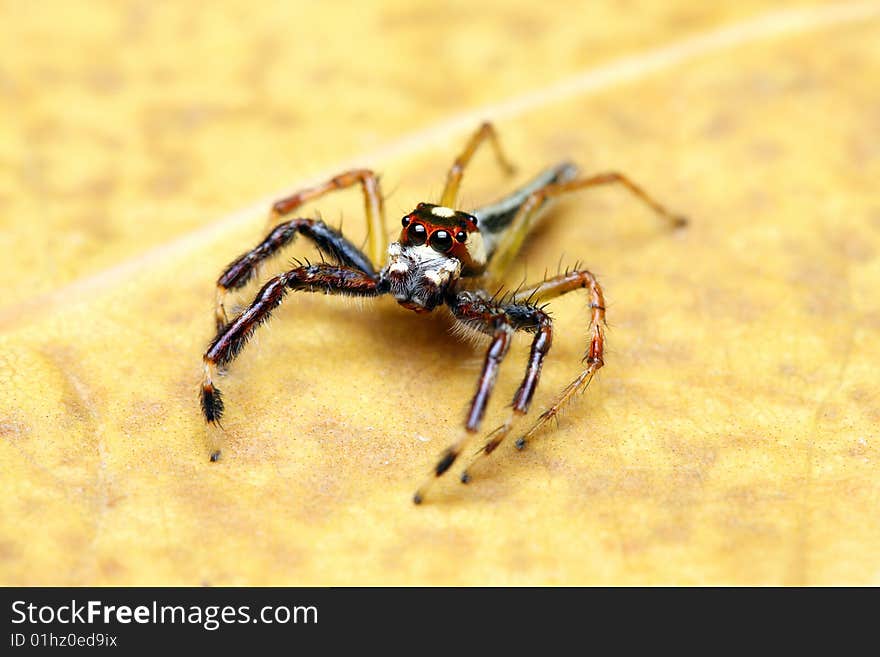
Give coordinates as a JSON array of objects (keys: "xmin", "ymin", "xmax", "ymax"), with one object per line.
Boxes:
[
  {"xmin": 268, "ymin": 169, "xmax": 386, "ymax": 262},
  {"xmin": 412, "ymin": 159, "xmax": 685, "ymax": 501},
  {"xmin": 201, "ymin": 264, "xmax": 385, "ymax": 460},
  {"xmin": 214, "ymin": 219, "xmax": 375, "ymax": 331},
  {"xmin": 484, "ymin": 171, "xmax": 688, "ymax": 282},
  {"xmin": 459, "ymin": 268, "xmax": 606, "ymax": 482},
  {"xmin": 214, "ymin": 169, "xmax": 386, "ymax": 330},
  {"xmin": 412, "ymin": 291, "xmax": 552, "ymax": 504},
  {"xmin": 439, "ymin": 121, "xmax": 516, "ymax": 208}
]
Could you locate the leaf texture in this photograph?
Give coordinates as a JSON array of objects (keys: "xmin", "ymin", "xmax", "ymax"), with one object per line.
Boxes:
[{"xmin": 1, "ymin": 1, "xmax": 879, "ymax": 585}]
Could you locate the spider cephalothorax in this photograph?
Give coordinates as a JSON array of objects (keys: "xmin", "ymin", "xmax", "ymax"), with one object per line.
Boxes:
[
  {"xmin": 384, "ymin": 203, "xmax": 484, "ymax": 312},
  {"xmin": 200, "ymin": 122, "xmax": 687, "ymax": 503}
]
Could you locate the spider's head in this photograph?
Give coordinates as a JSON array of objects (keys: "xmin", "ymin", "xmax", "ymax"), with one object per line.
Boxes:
[{"xmin": 382, "ymin": 203, "xmax": 486, "ymax": 312}]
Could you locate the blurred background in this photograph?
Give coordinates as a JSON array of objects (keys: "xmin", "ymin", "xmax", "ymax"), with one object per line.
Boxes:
[{"xmin": 1, "ymin": 1, "xmax": 879, "ymax": 585}]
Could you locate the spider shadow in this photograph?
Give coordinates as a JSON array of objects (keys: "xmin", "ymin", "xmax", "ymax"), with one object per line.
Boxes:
[{"xmin": 294, "ymin": 295, "xmax": 505, "ymax": 429}]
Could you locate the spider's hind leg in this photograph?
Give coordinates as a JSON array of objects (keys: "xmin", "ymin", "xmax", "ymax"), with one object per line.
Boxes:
[
  {"xmin": 440, "ymin": 121, "xmax": 516, "ymax": 208},
  {"xmin": 267, "ymin": 169, "xmax": 386, "ymax": 264},
  {"xmin": 484, "ymin": 170, "xmax": 687, "ymax": 283}
]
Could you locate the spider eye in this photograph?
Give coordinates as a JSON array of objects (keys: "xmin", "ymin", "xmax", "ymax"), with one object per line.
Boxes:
[
  {"xmin": 455, "ymin": 230, "xmax": 467, "ymax": 243},
  {"xmin": 407, "ymin": 222, "xmax": 427, "ymax": 245},
  {"xmin": 401, "ymin": 216, "xmax": 411, "ymax": 228},
  {"xmin": 429, "ymin": 230, "xmax": 453, "ymax": 252}
]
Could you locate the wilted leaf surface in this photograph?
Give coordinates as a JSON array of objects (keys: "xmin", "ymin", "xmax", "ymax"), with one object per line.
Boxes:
[{"xmin": 2, "ymin": 1, "xmax": 879, "ymax": 585}]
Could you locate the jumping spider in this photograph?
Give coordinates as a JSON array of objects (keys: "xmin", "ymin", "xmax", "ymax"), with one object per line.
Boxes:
[{"xmin": 200, "ymin": 122, "xmax": 686, "ymax": 504}]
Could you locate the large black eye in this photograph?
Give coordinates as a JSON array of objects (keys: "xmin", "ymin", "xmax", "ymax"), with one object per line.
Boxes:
[
  {"xmin": 407, "ymin": 222, "xmax": 427, "ymax": 245},
  {"xmin": 429, "ymin": 230, "xmax": 453, "ymax": 252}
]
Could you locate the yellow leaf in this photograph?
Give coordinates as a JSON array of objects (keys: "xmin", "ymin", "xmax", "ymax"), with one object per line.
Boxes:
[{"xmin": 2, "ymin": 1, "xmax": 879, "ymax": 585}]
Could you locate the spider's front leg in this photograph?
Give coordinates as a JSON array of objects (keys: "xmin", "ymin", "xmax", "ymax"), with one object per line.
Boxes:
[
  {"xmin": 214, "ymin": 169, "xmax": 386, "ymax": 331},
  {"xmin": 412, "ymin": 291, "xmax": 552, "ymax": 504},
  {"xmin": 508, "ymin": 269, "xmax": 606, "ymax": 451},
  {"xmin": 214, "ymin": 218, "xmax": 376, "ymax": 332},
  {"xmin": 201, "ymin": 263, "xmax": 386, "ymax": 460},
  {"xmin": 459, "ymin": 268, "xmax": 607, "ymax": 483}
]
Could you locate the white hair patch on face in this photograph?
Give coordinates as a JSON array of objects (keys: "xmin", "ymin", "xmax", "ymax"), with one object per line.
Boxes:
[
  {"xmin": 431, "ymin": 206, "xmax": 456, "ymax": 218},
  {"xmin": 423, "ymin": 270, "xmax": 443, "ymax": 285},
  {"xmin": 389, "ymin": 262, "xmax": 409, "ymax": 275}
]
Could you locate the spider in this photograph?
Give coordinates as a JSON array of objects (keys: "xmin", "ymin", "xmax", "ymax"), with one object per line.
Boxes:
[{"xmin": 199, "ymin": 122, "xmax": 686, "ymax": 504}]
